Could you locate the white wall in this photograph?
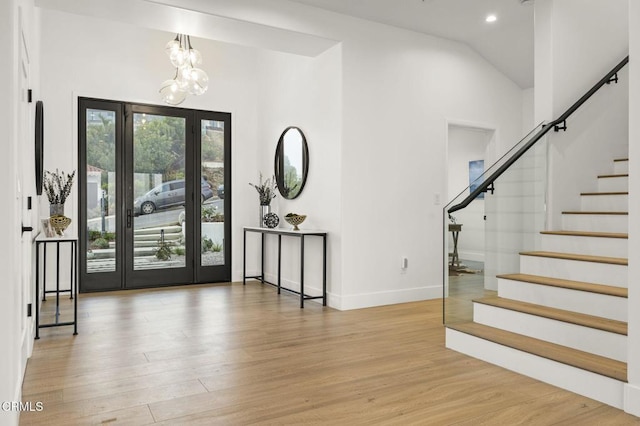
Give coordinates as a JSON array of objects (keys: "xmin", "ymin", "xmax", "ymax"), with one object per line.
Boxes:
[
  {"xmin": 337, "ymin": 29, "xmax": 523, "ymax": 309},
  {"xmin": 535, "ymin": 0, "xmax": 629, "ymax": 228},
  {"xmin": 248, "ymin": 44, "xmax": 342, "ymax": 301},
  {"xmin": 626, "ymin": 0, "xmax": 640, "ymax": 417}
]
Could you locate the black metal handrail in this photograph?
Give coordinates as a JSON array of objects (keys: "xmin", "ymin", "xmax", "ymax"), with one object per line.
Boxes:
[{"xmin": 448, "ymin": 55, "xmax": 629, "ymax": 214}]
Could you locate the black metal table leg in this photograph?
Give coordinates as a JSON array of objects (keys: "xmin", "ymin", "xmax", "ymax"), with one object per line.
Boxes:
[
  {"xmin": 243, "ymin": 228, "xmax": 247, "ymax": 285},
  {"xmin": 277, "ymin": 234, "xmax": 282, "ymax": 294},
  {"xmin": 260, "ymin": 233, "xmax": 265, "ymax": 283},
  {"xmin": 73, "ymin": 241, "xmax": 78, "ymax": 335},
  {"xmin": 300, "ymin": 235, "xmax": 305, "ymax": 308},
  {"xmin": 55, "ymin": 241, "xmax": 60, "ymax": 323},
  {"xmin": 35, "ymin": 242, "xmax": 40, "ymax": 340},
  {"xmin": 322, "ymin": 234, "xmax": 327, "ymax": 306}
]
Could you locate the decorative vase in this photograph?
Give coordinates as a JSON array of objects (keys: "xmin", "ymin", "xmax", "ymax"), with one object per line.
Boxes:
[
  {"xmin": 49, "ymin": 203, "xmax": 71, "ymax": 236},
  {"xmin": 260, "ymin": 204, "xmax": 271, "ymax": 228},
  {"xmin": 50, "ymin": 203, "xmax": 64, "ymax": 216}
]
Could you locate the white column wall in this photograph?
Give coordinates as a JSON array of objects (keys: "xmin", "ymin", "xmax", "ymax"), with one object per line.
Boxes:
[
  {"xmin": 251, "ymin": 44, "xmax": 343, "ymax": 303},
  {"xmin": 626, "ymin": 0, "xmax": 640, "ymax": 417},
  {"xmin": 535, "ymin": 0, "xmax": 629, "ymax": 229}
]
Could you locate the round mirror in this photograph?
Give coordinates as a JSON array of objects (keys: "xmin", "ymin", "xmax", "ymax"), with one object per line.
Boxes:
[{"xmin": 274, "ymin": 126, "xmax": 309, "ymax": 200}]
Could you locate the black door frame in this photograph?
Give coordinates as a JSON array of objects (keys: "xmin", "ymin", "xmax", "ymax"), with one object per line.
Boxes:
[{"xmin": 78, "ymin": 97, "xmax": 232, "ymax": 292}]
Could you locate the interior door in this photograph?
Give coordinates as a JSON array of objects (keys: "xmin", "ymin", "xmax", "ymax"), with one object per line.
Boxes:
[{"xmin": 18, "ymin": 8, "xmax": 34, "ymax": 369}]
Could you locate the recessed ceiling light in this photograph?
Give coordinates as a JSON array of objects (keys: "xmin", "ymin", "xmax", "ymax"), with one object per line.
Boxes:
[{"xmin": 486, "ymin": 14, "xmax": 497, "ymax": 23}]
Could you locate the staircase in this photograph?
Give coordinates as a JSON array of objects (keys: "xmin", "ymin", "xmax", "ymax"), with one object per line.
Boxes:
[{"xmin": 446, "ymin": 158, "xmax": 629, "ymax": 409}]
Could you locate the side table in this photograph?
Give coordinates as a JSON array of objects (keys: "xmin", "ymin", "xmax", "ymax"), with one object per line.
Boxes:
[{"xmin": 35, "ymin": 235, "xmax": 78, "ymax": 338}]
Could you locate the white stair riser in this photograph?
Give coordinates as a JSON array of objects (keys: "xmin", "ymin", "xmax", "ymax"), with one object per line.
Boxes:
[
  {"xmin": 561, "ymin": 214, "xmax": 628, "ymax": 233},
  {"xmin": 520, "ymin": 256, "xmax": 627, "ymax": 287},
  {"xmin": 540, "ymin": 234, "xmax": 628, "ymax": 258},
  {"xmin": 580, "ymin": 194, "xmax": 628, "ymax": 212},
  {"xmin": 613, "ymin": 161, "xmax": 629, "ymax": 174},
  {"xmin": 473, "ymin": 303, "xmax": 627, "ymax": 362},
  {"xmin": 446, "ymin": 329, "xmax": 625, "ymax": 409},
  {"xmin": 597, "ymin": 176, "xmax": 628, "ymax": 192},
  {"xmin": 498, "ymin": 279, "xmax": 628, "ymax": 322}
]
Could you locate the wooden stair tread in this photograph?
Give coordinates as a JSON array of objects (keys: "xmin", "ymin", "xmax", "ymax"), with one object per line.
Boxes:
[
  {"xmin": 447, "ymin": 322, "xmax": 627, "ymax": 382},
  {"xmin": 496, "ymin": 273, "xmax": 628, "ymax": 298},
  {"xmin": 561, "ymin": 211, "xmax": 628, "ymax": 215},
  {"xmin": 519, "ymin": 251, "xmax": 627, "ymax": 265},
  {"xmin": 597, "ymin": 173, "xmax": 628, "ymax": 178},
  {"xmin": 580, "ymin": 191, "xmax": 628, "ymax": 196},
  {"xmin": 473, "ymin": 296, "xmax": 627, "ymax": 335},
  {"xmin": 540, "ymin": 230, "xmax": 628, "ymax": 239}
]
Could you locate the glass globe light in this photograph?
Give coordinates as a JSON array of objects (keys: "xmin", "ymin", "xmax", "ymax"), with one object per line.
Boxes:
[
  {"xmin": 188, "ymin": 48, "xmax": 202, "ymax": 66},
  {"xmin": 187, "ymin": 68, "xmax": 209, "ymax": 96},
  {"xmin": 159, "ymin": 79, "xmax": 187, "ymax": 105},
  {"xmin": 177, "ymin": 66, "xmax": 193, "ymax": 89},
  {"xmin": 170, "ymin": 48, "xmax": 189, "ymax": 68},
  {"xmin": 165, "ymin": 36, "xmax": 180, "ymax": 57}
]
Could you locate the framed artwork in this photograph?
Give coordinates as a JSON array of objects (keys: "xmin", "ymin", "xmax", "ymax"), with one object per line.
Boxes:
[
  {"xmin": 40, "ymin": 218, "xmax": 54, "ymax": 238},
  {"xmin": 469, "ymin": 160, "xmax": 485, "ymax": 200}
]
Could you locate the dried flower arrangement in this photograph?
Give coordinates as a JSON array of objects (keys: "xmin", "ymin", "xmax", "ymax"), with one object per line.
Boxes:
[
  {"xmin": 249, "ymin": 173, "xmax": 277, "ymax": 206},
  {"xmin": 44, "ymin": 169, "xmax": 76, "ymax": 205}
]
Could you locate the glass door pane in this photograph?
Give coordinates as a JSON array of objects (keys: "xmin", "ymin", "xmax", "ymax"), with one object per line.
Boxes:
[
  {"xmin": 132, "ymin": 113, "xmax": 187, "ymax": 271},
  {"xmin": 200, "ymin": 119, "xmax": 225, "ymax": 266},
  {"xmin": 86, "ymin": 109, "xmax": 117, "ymax": 273}
]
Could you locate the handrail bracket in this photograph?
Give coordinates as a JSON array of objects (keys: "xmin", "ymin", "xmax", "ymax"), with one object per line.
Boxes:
[
  {"xmin": 554, "ymin": 120, "xmax": 567, "ymax": 132},
  {"xmin": 484, "ymin": 183, "xmax": 495, "ymax": 195},
  {"xmin": 607, "ymin": 73, "xmax": 619, "ymax": 85}
]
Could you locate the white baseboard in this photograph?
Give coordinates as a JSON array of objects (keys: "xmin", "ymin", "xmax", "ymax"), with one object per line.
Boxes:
[
  {"xmin": 333, "ymin": 285, "xmax": 441, "ymax": 311},
  {"xmin": 239, "ymin": 269, "xmax": 441, "ymax": 311},
  {"xmin": 624, "ymin": 383, "xmax": 640, "ymax": 417}
]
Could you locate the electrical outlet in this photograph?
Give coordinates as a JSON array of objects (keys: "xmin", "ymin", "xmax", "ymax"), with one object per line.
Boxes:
[{"xmin": 401, "ymin": 257, "xmax": 408, "ymax": 269}]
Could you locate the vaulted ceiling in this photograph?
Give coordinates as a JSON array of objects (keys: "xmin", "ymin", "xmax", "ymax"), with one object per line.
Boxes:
[{"xmin": 289, "ymin": 0, "xmax": 535, "ymax": 88}]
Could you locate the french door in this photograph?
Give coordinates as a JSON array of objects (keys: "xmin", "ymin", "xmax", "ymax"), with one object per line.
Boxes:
[{"xmin": 79, "ymin": 98, "xmax": 231, "ymax": 291}]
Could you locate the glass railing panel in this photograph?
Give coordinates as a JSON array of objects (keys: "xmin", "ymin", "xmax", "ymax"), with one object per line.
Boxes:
[{"xmin": 443, "ymin": 123, "xmax": 548, "ymax": 325}]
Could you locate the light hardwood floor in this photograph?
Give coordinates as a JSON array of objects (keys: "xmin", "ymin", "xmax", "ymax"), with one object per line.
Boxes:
[{"xmin": 21, "ymin": 281, "xmax": 640, "ymax": 425}]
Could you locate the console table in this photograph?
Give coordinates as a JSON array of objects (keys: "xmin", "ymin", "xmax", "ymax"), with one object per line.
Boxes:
[
  {"xmin": 35, "ymin": 235, "xmax": 78, "ymax": 338},
  {"xmin": 243, "ymin": 226, "xmax": 327, "ymax": 308},
  {"xmin": 449, "ymin": 223, "xmax": 462, "ymax": 268}
]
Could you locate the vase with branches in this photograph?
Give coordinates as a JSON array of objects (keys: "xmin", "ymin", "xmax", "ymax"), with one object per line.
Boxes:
[{"xmin": 43, "ymin": 169, "xmax": 75, "ymax": 236}]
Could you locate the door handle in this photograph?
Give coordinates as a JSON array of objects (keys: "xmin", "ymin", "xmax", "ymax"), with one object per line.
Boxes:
[{"xmin": 127, "ymin": 209, "xmax": 132, "ymax": 228}]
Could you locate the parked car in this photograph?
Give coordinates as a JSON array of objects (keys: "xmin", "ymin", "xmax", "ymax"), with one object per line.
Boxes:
[
  {"xmin": 217, "ymin": 184, "xmax": 224, "ymax": 199},
  {"xmin": 134, "ymin": 178, "xmax": 214, "ymax": 215}
]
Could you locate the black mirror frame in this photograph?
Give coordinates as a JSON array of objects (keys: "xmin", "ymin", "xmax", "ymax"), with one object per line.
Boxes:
[
  {"xmin": 274, "ymin": 126, "xmax": 309, "ymax": 200},
  {"xmin": 35, "ymin": 100, "xmax": 44, "ymax": 195}
]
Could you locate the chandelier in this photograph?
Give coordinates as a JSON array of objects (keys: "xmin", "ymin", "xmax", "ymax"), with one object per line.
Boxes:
[{"xmin": 159, "ymin": 34, "xmax": 209, "ymax": 105}]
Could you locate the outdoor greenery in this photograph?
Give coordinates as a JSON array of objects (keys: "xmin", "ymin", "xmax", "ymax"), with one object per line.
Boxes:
[
  {"xmin": 91, "ymin": 238, "xmax": 109, "ymax": 250},
  {"xmin": 87, "ymin": 113, "xmax": 225, "ymax": 199},
  {"xmin": 155, "ymin": 239, "xmax": 173, "ymax": 261},
  {"xmin": 201, "ymin": 205, "xmax": 224, "ymax": 222},
  {"xmin": 201, "ymin": 236, "xmax": 222, "ymax": 253}
]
